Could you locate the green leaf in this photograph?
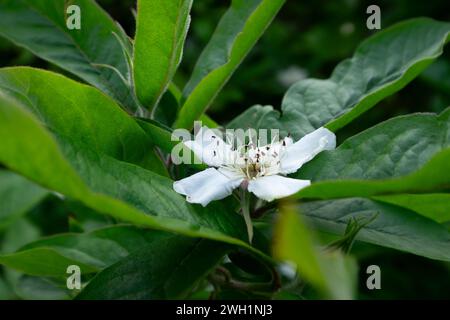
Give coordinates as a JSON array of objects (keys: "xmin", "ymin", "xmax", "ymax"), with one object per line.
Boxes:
[
  {"xmin": 273, "ymin": 204, "xmax": 326, "ymax": 290},
  {"xmin": 227, "ymin": 104, "xmax": 277, "ymax": 131},
  {"xmin": 372, "ymin": 194, "xmax": 450, "ymax": 223},
  {"xmin": 0, "ymin": 276, "xmax": 15, "ymax": 299},
  {"xmin": 0, "ymin": 0, "xmax": 138, "ymax": 112},
  {"xmin": 299, "ymin": 198, "xmax": 450, "ymax": 261},
  {"xmin": 228, "ymin": 18, "xmax": 450, "ymax": 138},
  {"xmin": 175, "ymin": 0, "xmax": 285, "ymax": 129},
  {"xmin": 0, "ymin": 225, "xmax": 173, "ymax": 277},
  {"xmin": 296, "ymin": 148, "xmax": 450, "ymax": 199},
  {"xmin": 0, "ymin": 170, "xmax": 47, "ymax": 228},
  {"xmin": 14, "ymin": 276, "xmax": 71, "ymax": 300},
  {"xmin": 76, "ymin": 238, "xmax": 228, "ymax": 299},
  {"xmin": 136, "ymin": 118, "xmax": 177, "ymax": 154},
  {"xmin": 1, "ymin": 217, "xmax": 41, "ymax": 254},
  {"xmin": 294, "ymin": 110, "xmax": 450, "ymax": 198},
  {"xmin": 273, "ymin": 203, "xmax": 357, "ymax": 299},
  {"xmin": 0, "ymin": 67, "xmax": 167, "ymax": 175},
  {"xmin": 0, "ymin": 247, "xmax": 98, "ymax": 277},
  {"xmin": 133, "ymin": 0, "xmax": 192, "ymax": 111},
  {"xmin": 0, "ymin": 92, "xmax": 265, "ymax": 257}
]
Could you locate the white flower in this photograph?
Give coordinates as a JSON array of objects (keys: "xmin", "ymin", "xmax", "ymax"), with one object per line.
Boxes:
[{"xmin": 173, "ymin": 126, "xmax": 336, "ymax": 207}]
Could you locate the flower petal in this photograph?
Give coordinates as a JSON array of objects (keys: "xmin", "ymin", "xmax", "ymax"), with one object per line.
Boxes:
[
  {"xmin": 173, "ymin": 168, "xmax": 243, "ymax": 206},
  {"xmin": 280, "ymin": 127, "xmax": 336, "ymax": 174},
  {"xmin": 184, "ymin": 126, "xmax": 235, "ymax": 167},
  {"xmin": 247, "ymin": 175, "xmax": 310, "ymax": 202}
]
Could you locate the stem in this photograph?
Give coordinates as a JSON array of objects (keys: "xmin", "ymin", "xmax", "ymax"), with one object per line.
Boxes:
[
  {"xmin": 209, "ymin": 272, "xmax": 274, "ymax": 293},
  {"xmin": 240, "ymin": 187, "xmax": 253, "ymax": 243}
]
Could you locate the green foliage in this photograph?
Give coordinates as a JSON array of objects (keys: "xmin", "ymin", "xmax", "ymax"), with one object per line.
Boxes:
[
  {"xmin": 175, "ymin": 0, "xmax": 286, "ymax": 129},
  {"xmin": 292, "ymin": 110, "xmax": 450, "ymax": 201},
  {"xmin": 228, "ymin": 19, "xmax": 450, "ymax": 138},
  {"xmin": 373, "ymin": 194, "xmax": 450, "ymax": 223},
  {"xmin": 0, "ymin": 93, "xmax": 263, "ymax": 255},
  {"xmin": 0, "ymin": 226, "xmax": 174, "ymax": 277},
  {"xmin": 299, "ymin": 198, "xmax": 450, "ymax": 261},
  {"xmin": 0, "ymin": 0, "xmax": 449, "ymax": 300},
  {"xmin": 133, "ymin": 0, "xmax": 192, "ymax": 111},
  {"xmin": 77, "ymin": 238, "xmax": 229, "ymax": 299},
  {"xmin": 273, "ymin": 204, "xmax": 357, "ymax": 299},
  {"xmin": 0, "ymin": 0, "xmax": 137, "ymax": 112},
  {"xmin": 0, "ymin": 171, "xmax": 47, "ymax": 229}
]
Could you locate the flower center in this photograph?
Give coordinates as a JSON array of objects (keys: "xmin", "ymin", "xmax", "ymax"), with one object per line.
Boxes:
[
  {"xmin": 213, "ymin": 135, "xmax": 291, "ymax": 180},
  {"xmin": 236, "ymin": 145, "xmax": 281, "ymax": 180}
]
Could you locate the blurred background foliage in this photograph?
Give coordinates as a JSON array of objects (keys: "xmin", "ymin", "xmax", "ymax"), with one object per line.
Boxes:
[{"xmin": 1, "ymin": 0, "xmax": 449, "ymax": 299}]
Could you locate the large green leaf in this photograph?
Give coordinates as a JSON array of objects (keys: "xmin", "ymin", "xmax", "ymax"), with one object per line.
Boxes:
[
  {"xmin": 299, "ymin": 198, "xmax": 450, "ymax": 261},
  {"xmin": 76, "ymin": 239, "xmax": 228, "ymax": 299},
  {"xmin": 133, "ymin": 0, "xmax": 192, "ymax": 111},
  {"xmin": 228, "ymin": 18, "xmax": 450, "ymax": 138},
  {"xmin": 14, "ymin": 276, "xmax": 71, "ymax": 300},
  {"xmin": 0, "ymin": 225, "xmax": 173, "ymax": 277},
  {"xmin": 1, "ymin": 225, "xmax": 229, "ymax": 299},
  {"xmin": 0, "ymin": 0, "xmax": 137, "ymax": 111},
  {"xmin": 0, "ymin": 276, "xmax": 14, "ymax": 299},
  {"xmin": 0, "ymin": 170, "xmax": 47, "ymax": 228},
  {"xmin": 296, "ymin": 148, "xmax": 450, "ymax": 199},
  {"xmin": 0, "ymin": 67, "xmax": 166, "ymax": 175},
  {"xmin": 372, "ymin": 194, "xmax": 450, "ymax": 223},
  {"xmin": 294, "ymin": 110, "xmax": 450, "ymax": 198},
  {"xmin": 0, "ymin": 247, "xmax": 98, "ymax": 277},
  {"xmin": 175, "ymin": 0, "xmax": 285, "ymax": 129},
  {"xmin": 0, "ymin": 92, "xmax": 265, "ymax": 257}
]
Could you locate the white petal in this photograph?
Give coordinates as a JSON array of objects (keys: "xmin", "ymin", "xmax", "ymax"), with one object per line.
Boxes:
[
  {"xmin": 247, "ymin": 175, "xmax": 310, "ymax": 202},
  {"xmin": 184, "ymin": 127, "xmax": 235, "ymax": 167},
  {"xmin": 173, "ymin": 168, "xmax": 243, "ymax": 206},
  {"xmin": 280, "ymin": 127, "xmax": 336, "ymax": 174}
]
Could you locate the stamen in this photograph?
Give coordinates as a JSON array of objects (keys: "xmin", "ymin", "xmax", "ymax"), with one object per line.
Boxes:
[{"xmin": 270, "ymin": 132, "xmax": 279, "ymax": 145}]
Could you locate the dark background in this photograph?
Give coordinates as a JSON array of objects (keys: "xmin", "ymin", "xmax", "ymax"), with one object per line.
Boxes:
[{"xmin": 1, "ymin": 0, "xmax": 449, "ymax": 299}]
